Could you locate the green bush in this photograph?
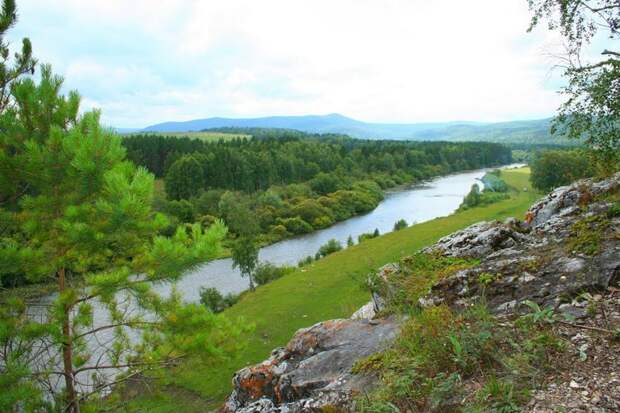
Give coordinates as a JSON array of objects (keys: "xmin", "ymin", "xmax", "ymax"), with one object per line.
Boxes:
[
  {"xmin": 481, "ymin": 172, "xmax": 508, "ymax": 192},
  {"xmin": 530, "ymin": 150, "xmax": 594, "ymax": 192},
  {"xmin": 297, "ymin": 255, "xmax": 314, "ymax": 267},
  {"xmin": 199, "ymin": 287, "xmax": 239, "ymax": 313},
  {"xmin": 317, "ymin": 239, "xmax": 343, "ymax": 258},
  {"xmin": 277, "ymin": 217, "xmax": 313, "ymax": 235},
  {"xmin": 164, "ymin": 199, "xmax": 196, "ymax": 223},
  {"xmin": 393, "ymin": 219, "xmax": 408, "ymax": 231},
  {"xmin": 358, "ymin": 229, "xmax": 380, "ymax": 243},
  {"xmin": 254, "ymin": 262, "xmax": 295, "ymax": 286}
]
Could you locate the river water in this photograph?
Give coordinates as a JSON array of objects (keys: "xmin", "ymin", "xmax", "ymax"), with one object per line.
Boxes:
[{"xmin": 26, "ymin": 164, "xmax": 523, "ymax": 395}]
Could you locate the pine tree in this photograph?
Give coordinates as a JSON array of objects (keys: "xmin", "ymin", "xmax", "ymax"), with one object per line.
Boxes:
[{"xmin": 0, "ymin": 3, "xmax": 241, "ymax": 410}]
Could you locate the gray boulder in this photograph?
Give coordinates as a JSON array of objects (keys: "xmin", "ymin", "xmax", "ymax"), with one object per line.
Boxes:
[{"xmin": 223, "ymin": 318, "xmax": 400, "ymax": 412}]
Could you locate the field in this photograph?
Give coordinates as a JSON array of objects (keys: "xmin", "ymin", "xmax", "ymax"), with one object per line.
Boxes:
[
  {"xmin": 124, "ymin": 131, "xmax": 251, "ymax": 141},
  {"xmin": 123, "ymin": 167, "xmax": 540, "ymax": 412}
]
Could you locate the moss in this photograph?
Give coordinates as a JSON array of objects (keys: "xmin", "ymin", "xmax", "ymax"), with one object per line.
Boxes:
[
  {"xmin": 371, "ymin": 252, "xmax": 478, "ymax": 313},
  {"xmin": 566, "ymin": 215, "xmax": 610, "ymax": 256},
  {"xmin": 607, "ymin": 202, "xmax": 620, "ymax": 218}
]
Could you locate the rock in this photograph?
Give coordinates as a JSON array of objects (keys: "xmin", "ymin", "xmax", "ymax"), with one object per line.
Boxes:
[
  {"xmin": 528, "ymin": 172, "xmax": 620, "ymax": 229},
  {"xmin": 350, "ymin": 301, "xmax": 375, "ymax": 320},
  {"xmin": 224, "ymin": 318, "xmax": 400, "ymax": 412},
  {"xmin": 418, "ymin": 173, "xmax": 620, "ymax": 315},
  {"xmin": 422, "ymin": 221, "xmax": 532, "ymax": 259}
]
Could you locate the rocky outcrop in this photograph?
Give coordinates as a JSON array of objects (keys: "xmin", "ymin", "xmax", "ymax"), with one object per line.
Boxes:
[
  {"xmin": 420, "ymin": 172, "xmax": 620, "ymax": 317},
  {"xmin": 225, "ymin": 173, "xmax": 620, "ymax": 412},
  {"xmin": 224, "ymin": 318, "xmax": 399, "ymax": 413}
]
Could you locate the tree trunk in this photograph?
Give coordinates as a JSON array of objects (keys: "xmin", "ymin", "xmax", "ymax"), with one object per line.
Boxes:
[
  {"xmin": 249, "ymin": 274, "xmax": 255, "ymax": 291},
  {"xmin": 58, "ymin": 267, "xmax": 79, "ymax": 413}
]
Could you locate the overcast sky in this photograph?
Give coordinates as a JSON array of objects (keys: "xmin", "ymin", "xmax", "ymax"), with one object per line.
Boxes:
[{"xmin": 8, "ymin": 0, "xmax": 572, "ymax": 128}]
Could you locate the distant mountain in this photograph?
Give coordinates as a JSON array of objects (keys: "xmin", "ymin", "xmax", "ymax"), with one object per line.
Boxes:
[{"xmin": 140, "ymin": 113, "xmax": 569, "ymax": 144}]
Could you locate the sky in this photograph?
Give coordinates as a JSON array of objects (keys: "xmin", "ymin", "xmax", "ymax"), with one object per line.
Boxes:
[{"xmin": 7, "ymin": 0, "xmax": 575, "ymax": 128}]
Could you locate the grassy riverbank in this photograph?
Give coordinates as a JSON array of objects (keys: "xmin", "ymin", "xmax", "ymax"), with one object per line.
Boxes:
[{"xmin": 118, "ymin": 167, "xmax": 540, "ymax": 412}]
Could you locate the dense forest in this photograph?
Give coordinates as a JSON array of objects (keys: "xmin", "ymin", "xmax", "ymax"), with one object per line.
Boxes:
[{"xmin": 121, "ymin": 132, "xmax": 512, "ymax": 245}]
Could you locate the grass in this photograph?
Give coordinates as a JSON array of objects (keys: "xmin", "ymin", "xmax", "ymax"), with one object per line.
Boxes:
[
  {"xmin": 125, "ymin": 131, "xmax": 251, "ymax": 141},
  {"xmin": 356, "ymin": 299, "xmax": 566, "ymax": 412},
  {"xmin": 121, "ymin": 167, "xmax": 541, "ymax": 411}
]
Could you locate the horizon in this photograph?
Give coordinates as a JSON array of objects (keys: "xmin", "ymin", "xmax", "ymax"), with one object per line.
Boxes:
[
  {"xmin": 8, "ymin": 0, "xmax": 593, "ymax": 128},
  {"xmin": 120, "ymin": 112, "xmax": 552, "ymax": 132}
]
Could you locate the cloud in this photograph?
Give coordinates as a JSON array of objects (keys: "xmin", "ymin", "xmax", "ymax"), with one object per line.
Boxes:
[{"xmin": 7, "ymin": 0, "xmax": 576, "ymax": 127}]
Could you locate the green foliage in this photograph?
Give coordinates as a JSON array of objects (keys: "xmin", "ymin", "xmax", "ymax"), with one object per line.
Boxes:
[
  {"xmin": 164, "ymin": 155, "xmax": 205, "ymax": 200},
  {"xmin": 461, "ymin": 184, "xmax": 481, "ymax": 209},
  {"xmin": 277, "ymin": 216, "xmax": 313, "ymax": 235},
  {"xmin": 254, "ymin": 262, "xmax": 295, "ymax": 286},
  {"xmin": 346, "ymin": 235, "xmax": 355, "ymax": 247},
  {"xmin": 370, "ymin": 253, "xmax": 478, "ymax": 313},
  {"xmin": 358, "ymin": 303, "xmax": 564, "ymax": 411},
  {"xmin": 459, "ymin": 178, "xmax": 511, "ymax": 211},
  {"xmin": 358, "ymin": 229, "xmax": 381, "ymax": 243},
  {"xmin": 164, "ymin": 199, "xmax": 195, "ymax": 223},
  {"xmin": 317, "ymin": 239, "xmax": 343, "ymax": 258},
  {"xmin": 566, "ymin": 214, "xmax": 610, "ymax": 255},
  {"xmin": 297, "ymin": 255, "xmax": 314, "ymax": 267},
  {"xmin": 527, "ymin": 0, "xmax": 620, "ymax": 165},
  {"xmin": 607, "ymin": 202, "xmax": 620, "ymax": 218},
  {"xmin": 393, "ymin": 219, "xmax": 408, "ymax": 231},
  {"xmin": 218, "ymin": 191, "xmax": 259, "ymax": 237},
  {"xmin": 199, "ymin": 287, "xmax": 239, "ymax": 313},
  {"xmin": 530, "ymin": 150, "xmax": 594, "ymax": 191},
  {"xmin": 481, "ymin": 171, "xmax": 508, "ymax": 192},
  {"xmin": 231, "ymin": 236, "xmax": 259, "ymax": 291}
]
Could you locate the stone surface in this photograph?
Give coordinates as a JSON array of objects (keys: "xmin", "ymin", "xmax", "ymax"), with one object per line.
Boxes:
[{"xmin": 223, "ymin": 318, "xmax": 399, "ymax": 412}]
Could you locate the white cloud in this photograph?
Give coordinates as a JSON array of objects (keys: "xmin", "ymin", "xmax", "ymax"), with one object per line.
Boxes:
[{"xmin": 7, "ymin": 0, "xmax": 579, "ymax": 127}]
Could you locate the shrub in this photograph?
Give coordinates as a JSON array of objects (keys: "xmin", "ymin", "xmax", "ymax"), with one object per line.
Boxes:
[
  {"xmin": 291, "ymin": 199, "xmax": 333, "ymax": 225},
  {"xmin": 164, "ymin": 199, "xmax": 196, "ymax": 223},
  {"xmin": 347, "ymin": 235, "xmax": 354, "ymax": 247},
  {"xmin": 269, "ymin": 224, "xmax": 288, "ymax": 239},
  {"xmin": 530, "ymin": 150, "xmax": 594, "ymax": 192},
  {"xmin": 460, "ymin": 184, "xmax": 481, "ymax": 210},
  {"xmin": 254, "ymin": 262, "xmax": 295, "ymax": 286},
  {"xmin": 358, "ymin": 229, "xmax": 380, "ymax": 243},
  {"xmin": 393, "ymin": 219, "xmax": 408, "ymax": 231},
  {"xmin": 318, "ymin": 239, "xmax": 343, "ymax": 258},
  {"xmin": 277, "ymin": 217, "xmax": 313, "ymax": 235},
  {"xmin": 481, "ymin": 172, "xmax": 508, "ymax": 192},
  {"xmin": 199, "ymin": 287, "xmax": 239, "ymax": 313},
  {"xmin": 309, "ymin": 172, "xmax": 342, "ymax": 195},
  {"xmin": 298, "ymin": 255, "xmax": 314, "ymax": 267}
]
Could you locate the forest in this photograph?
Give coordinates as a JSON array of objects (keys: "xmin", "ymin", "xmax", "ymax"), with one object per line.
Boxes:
[{"xmin": 121, "ymin": 132, "xmax": 512, "ymax": 245}]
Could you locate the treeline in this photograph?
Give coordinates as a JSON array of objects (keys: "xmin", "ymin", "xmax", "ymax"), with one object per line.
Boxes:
[
  {"xmin": 121, "ymin": 132, "xmax": 512, "ymax": 244},
  {"xmin": 123, "ymin": 133, "xmax": 512, "ymax": 189}
]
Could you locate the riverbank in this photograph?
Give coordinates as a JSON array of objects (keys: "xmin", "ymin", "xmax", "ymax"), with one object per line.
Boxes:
[{"xmin": 118, "ymin": 167, "xmax": 540, "ymax": 412}]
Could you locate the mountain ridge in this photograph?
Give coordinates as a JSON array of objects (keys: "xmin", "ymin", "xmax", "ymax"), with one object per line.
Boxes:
[{"xmin": 137, "ymin": 113, "xmax": 567, "ymax": 144}]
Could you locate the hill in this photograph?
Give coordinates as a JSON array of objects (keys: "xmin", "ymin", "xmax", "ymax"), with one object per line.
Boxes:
[{"xmin": 139, "ymin": 114, "xmax": 572, "ymax": 144}]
